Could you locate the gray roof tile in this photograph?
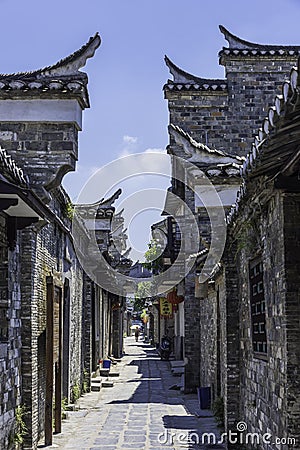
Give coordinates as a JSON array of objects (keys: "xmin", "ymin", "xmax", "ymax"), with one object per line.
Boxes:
[
  {"xmin": 219, "ymin": 25, "xmax": 300, "ymax": 58},
  {"xmin": 0, "ymin": 146, "xmax": 28, "ymax": 186}
]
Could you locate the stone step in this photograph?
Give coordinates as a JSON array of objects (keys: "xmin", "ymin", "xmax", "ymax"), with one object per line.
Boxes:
[
  {"xmin": 100, "ymin": 368, "xmax": 110, "ymax": 376},
  {"xmin": 108, "ymin": 372, "xmax": 120, "ymax": 377},
  {"xmin": 102, "ymin": 379, "xmax": 114, "ymax": 388},
  {"xmin": 92, "ymin": 367, "xmax": 100, "ymax": 378},
  {"xmin": 92, "ymin": 377, "xmax": 102, "ymax": 384},
  {"xmin": 171, "ymin": 367, "xmax": 184, "ymax": 376},
  {"xmin": 110, "ymin": 357, "xmax": 121, "ymax": 363},
  {"xmin": 170, "ymin": 360, "xmax": 185, "ymax": 368},
  {"xmin": 91, "ymin": 383, "xmax": 101, "ymax": 392},
  {"xmin": 65, "ymin": 403, "xmax": 79, "ymax": 411}
]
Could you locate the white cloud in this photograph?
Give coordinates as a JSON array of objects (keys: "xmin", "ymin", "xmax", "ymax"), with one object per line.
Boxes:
[
  {"xmin": 123, "ymin": 135, "xmax": 138, "ymax": 144},
  {"xmin": 118, "ymin": 135, "xmax": 139, "ymax": 157}
]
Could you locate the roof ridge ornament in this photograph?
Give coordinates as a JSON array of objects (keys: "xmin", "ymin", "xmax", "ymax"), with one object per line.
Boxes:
[
  {"xmin": 219, "ymin": 25, "xmax": 261, "ymax": 50},
  {"xmin": 39, "ymin": 32, "xmax": 101, "ymax": 77},
  {"xmin": 164, "ymin": 55, "xmax": 226, "ymax": 86},
  {"xmin": 165, "ymin": 55, "xmax": 197, "ymax": 83},
  {"xmin": 0, "ymin": 32, "xmax": 101, "ymax": 79},
  {"xmin": 219, "ymin": 25, "xmax": 300, "ymax": 51},
  {"xmin": 99, "ymin": 188, "xmax": 122, "ymax": 207}
]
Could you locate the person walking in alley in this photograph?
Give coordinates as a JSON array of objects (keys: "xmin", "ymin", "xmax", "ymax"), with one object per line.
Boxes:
[{"xmin": 134, "ymin": 326, "xmax": 140, "ymax": 342}]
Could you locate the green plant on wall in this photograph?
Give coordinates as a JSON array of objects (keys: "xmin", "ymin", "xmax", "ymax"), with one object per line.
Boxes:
[
  {"xmin": 234, "ymin": 218, "xmax": 262, "ymax": 259},
  {"xmin": 71, "ymin": 383, "xmax": 80, "ymax": 403},
  {"xmin": 212, "ymin": 396, "xmax": 224, "ymax": 427},
  {"xmin": 61, "ymin": 397, "xmax": 68, "ymax": 420},
  {"xmin": 82, "ymin": 369, "xmax": 89, "ymax": 394},
  {"xmin": 13, "ymin": 405, "xmax": 28, "ymax": 445},
  {"xmin": 65, "ymin": 202, "xmax": 75, "ymax": 221}
]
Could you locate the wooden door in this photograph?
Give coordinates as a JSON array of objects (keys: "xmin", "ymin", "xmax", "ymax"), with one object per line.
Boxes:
[{"xmin": 45, "ymin": 276, "xmax": 62, "ymax": 445}]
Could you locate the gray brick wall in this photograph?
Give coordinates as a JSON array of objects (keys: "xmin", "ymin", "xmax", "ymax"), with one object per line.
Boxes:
[
  {"xmin": 0, "ymin": 122, "xmax": 78, "ymax": 191},
  {"xmin": 222, "ymin": 55, "xmax": 297, "ymax": 155},
  {"xmin": 0, "ymin": 216, "xmax": 22, "ymax": 449},
  {"xmin": 223, "ymin": 187, "xmax": 300, "ymax": 447},
  {"xmin": 165, "ymin": 34, "xmax": 300, "ymax": 401}
]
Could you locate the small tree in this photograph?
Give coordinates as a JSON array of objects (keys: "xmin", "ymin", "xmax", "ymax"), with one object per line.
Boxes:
[
  {"xmin": 134, "ymin": 281, "xmax": 152, "ymax": 311},
  {"xmin": 143, "ymin": 239, "xmax": 163, "ymax": 273}
]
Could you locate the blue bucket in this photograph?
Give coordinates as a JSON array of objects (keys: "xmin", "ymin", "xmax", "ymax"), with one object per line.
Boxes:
[
  {"xmin": 102, "ymin": 359, "xmax": 111, "ymax": 369},
  {"xmin": 197, "ymin": 386, "xmax": 211, "ymax": 409}
]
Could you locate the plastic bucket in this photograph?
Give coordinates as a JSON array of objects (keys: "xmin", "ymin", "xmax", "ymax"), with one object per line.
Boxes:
[{"xmin": 102, "ymin": 359, "xmax": 111, "ymax": 369}]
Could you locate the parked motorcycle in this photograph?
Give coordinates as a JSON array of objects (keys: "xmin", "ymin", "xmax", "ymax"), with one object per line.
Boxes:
[{"xmin": 160, "ymin": 335, "xmax": 172, "ymax": 360}]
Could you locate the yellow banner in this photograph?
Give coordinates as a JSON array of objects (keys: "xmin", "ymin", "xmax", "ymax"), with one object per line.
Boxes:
[{"xmin": 160, "ymin": 297, "xmax": 172, "ymax": 317}]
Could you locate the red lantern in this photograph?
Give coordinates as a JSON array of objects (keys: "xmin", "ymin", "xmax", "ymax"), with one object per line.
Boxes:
[
  {"xmin": 167, "ymin": 289, "xmax": 184, "ymax": 305},
  {"xmin": 111, "ymin": 302, "xmax": 121, "ymax": 310}
]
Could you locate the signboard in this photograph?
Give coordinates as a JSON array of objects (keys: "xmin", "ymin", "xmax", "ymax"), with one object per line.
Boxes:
[{"xmin": 159, "ymin": 297, "xmax": 173, "ymax": 318}]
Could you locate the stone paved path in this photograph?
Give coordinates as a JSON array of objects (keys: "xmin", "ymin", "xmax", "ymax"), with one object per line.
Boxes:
[{"xmin": 41, "ymin": 337, "xmax": 225, "ymax": 450}]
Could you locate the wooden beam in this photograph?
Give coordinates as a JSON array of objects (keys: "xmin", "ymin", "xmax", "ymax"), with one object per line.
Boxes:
[{"xmin": 280, "ymin": 147, "xmax": 300, "ymax": 177}]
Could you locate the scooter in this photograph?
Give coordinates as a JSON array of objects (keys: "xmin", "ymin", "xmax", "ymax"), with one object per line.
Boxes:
[{"xmin": 160, "ymin": 335, "xmax": 172, "ymax": 361}]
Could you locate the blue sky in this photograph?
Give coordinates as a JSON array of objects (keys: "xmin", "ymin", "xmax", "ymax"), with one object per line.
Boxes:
[{"xmin": 1, "ymin": 0, "xmax": 300, "ymax": 259}]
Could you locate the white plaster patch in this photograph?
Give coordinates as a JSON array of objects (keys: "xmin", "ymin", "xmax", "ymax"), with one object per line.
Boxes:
[
  {"xmin": 0, "ymin": 131, "xmax": 13, "ymax": 141},
  {"xmin": 0, "ymin": 99, "xmax": 83, "ymax": 130}
]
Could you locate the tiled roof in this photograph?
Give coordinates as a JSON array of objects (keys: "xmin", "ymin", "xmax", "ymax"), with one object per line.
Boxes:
[
  {"xmin": 169, "ymin": 125, "xmax": 243, "ymax": 179},
  {"xmin": 75, "ymin": 189, "xmax": 122, "ymax": 219},
  {"xmin": 0, "ymin": 33, "xmax": 100, "ymax": 108},
  {"xmin": 0, "ymin": 146, "xmax": 28, "ymax": 186},
  {"xmin": 227, "ymin": 59, "xmax": 300, "ymax": 224},
  {"xmin": 204, "ymin": 162, "xmax": 242, "ymax": 178},
  {"xmin": 164, "ymin": 56, "xmax": 227, "ymax": 92},
  {"xmin": 169, "ymin": 124, "xmax": 244, "ymax": 167},
  {"xmin": 0, "ymin": 78, "xmax": 87, "ymax": 98},
  {"xmin": 170, "ymin": 124, "xmax": 224, "ymax": 155},
  {"xmin": 219, "ymin": 25, "xmax": 300, "ymax": 58}
]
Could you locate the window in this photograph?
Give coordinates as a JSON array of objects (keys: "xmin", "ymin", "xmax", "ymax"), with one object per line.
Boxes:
[{"xmin": 249, "ymin": 259, "xmax": 267, "ymax": 355}]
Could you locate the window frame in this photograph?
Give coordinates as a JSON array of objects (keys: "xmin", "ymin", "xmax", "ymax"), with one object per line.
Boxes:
[{"xmin": 249, "ymin": 257, "xmax": 268, "ymax": 360}]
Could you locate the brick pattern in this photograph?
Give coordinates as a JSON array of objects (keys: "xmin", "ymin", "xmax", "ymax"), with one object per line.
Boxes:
[
  {"xmin": 223, "ymin": 186, "xmax": 300, "ymax": 447},
  {"xmin": 223, "ymin": 56, "xmax": 297, "ymax": 155},
  {"xmin": 19, "ymin": 208, "xmax": 86, "ymax": 448},
  {"xmin": 282, "ymin": 195, "xmax": 300, "ymax": 444},
  {"xmin": 0, "ymin": 123, "xmax": 78, "ymax": 189},
  {"xmin": 0, "ymin": 216, "xmax": 22, "ymax": 449},
  {"xmin": 165, "ymin": 37, "xmax": 300, "ymax": 409},
  {"xmin": 165, "ymin": 90, "xmax": 229, "ymax": 152}
]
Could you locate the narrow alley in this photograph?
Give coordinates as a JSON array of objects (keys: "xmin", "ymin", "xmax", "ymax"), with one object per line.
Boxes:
[{"xmin": 46, "ymin": 337, "xmax": 224, "ymax": 450}]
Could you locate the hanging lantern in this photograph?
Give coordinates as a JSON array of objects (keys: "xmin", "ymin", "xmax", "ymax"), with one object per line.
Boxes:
[
  {"xmin": 167, "ymin": 289, "xmax": 184, "ymax": 305},
  {"xmin": 111, "ymin": 302, "xmax": 121, "ymax": 310}
]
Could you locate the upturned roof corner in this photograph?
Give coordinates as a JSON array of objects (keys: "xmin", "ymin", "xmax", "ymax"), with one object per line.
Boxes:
[
  {"xmin": 219, "ymin": 24, "xmax": 300, "ymax": 54},
  {"xmin": 39, "ymin": 32, "xmax": 101, "ymax": 77},
  {"xmin": 76, "ymin": 188, "xmax": 122, "ymax": 212},
  {"xmin": 0, "ymin": 32, "xmax": 101, "ymax": 109},
  {"xmin": 164, "ymin": 55, "xmax": 197, "ymax": 83},
  {"xmin": 219, "ymin": 25, "xmax": 261, "ymax": 50},
  {"xmin": 168, "ymin": 124, "xmax": 243, "ymax": 178},
  {"xmin": 0, "ymin": 32, "xmax": 101, "ymax": 79},
  {"xmin": 164, "ymin": 55, "xmax": 227, "ymax": 91}
]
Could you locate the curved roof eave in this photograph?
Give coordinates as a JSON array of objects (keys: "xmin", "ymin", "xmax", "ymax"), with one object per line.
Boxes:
[
  {"xmin": 0, "ymin": 32, "xmax": 101, "ymax": 80},
  {"xmin": 219, "ymin": 24, "xmax": 300, "ymax": 51},
  {"xmin": 164, "ymin": 55, "xmax": 225, "ymax": 85}
]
